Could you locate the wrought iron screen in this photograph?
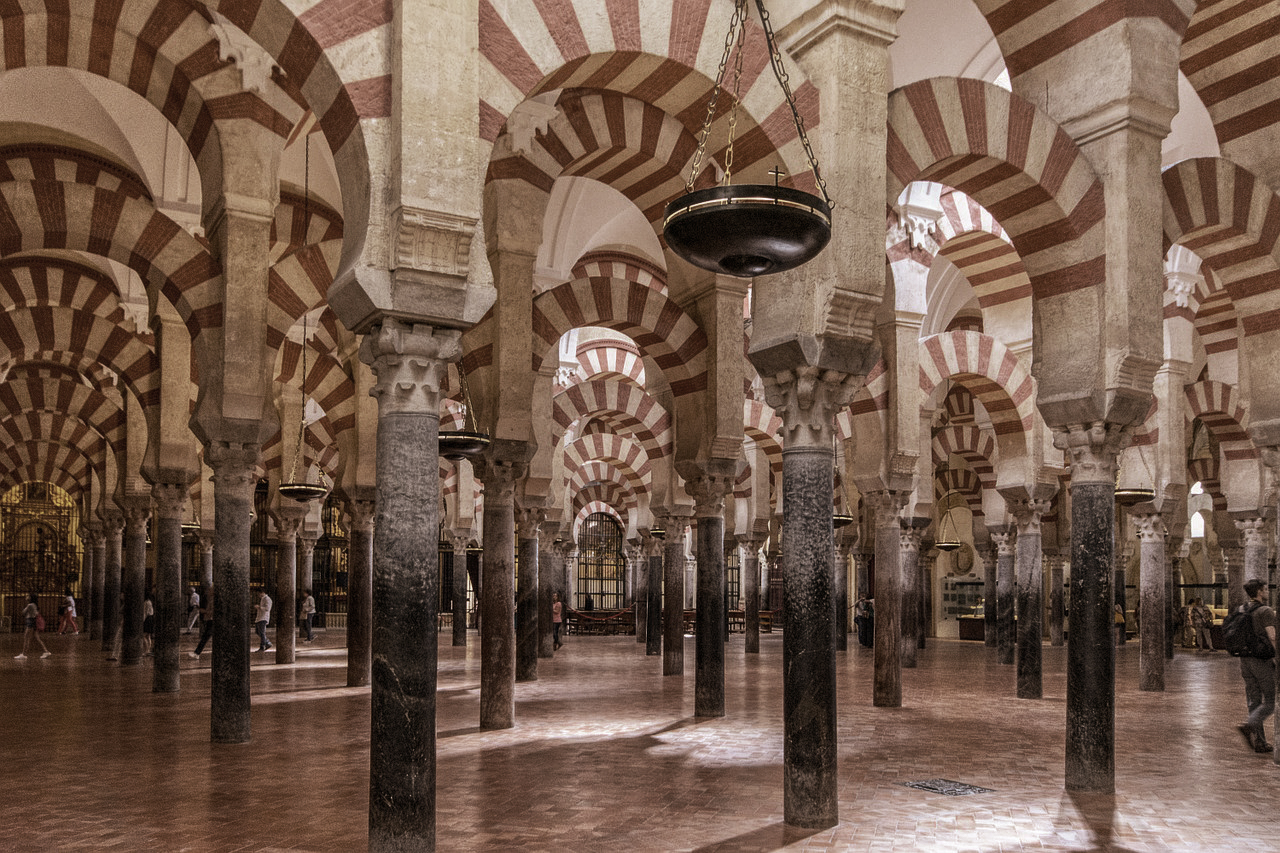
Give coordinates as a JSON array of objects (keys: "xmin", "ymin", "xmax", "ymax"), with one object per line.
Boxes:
[
  {"xmin": 575, "ymin": 512, "xmax": 624, "ymax": 610},
  {"xmin": 2, "ymin": 482, "xmax": 83, "ymax": 628}
]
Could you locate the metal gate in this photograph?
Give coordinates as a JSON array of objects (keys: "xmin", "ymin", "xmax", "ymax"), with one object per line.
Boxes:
[
  {"xmin": 1, "ymin": 482, "xmax": 82, "ymax": 629},
  {"xmin": 575, "ymin": 512, "xmax": 624, "ymax": 610}
]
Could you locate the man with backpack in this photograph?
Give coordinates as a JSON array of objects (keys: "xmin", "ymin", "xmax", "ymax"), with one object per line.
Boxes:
[{"xmin": 1230, "ymin": 579, "xmax": 1277, "ymax": 753}]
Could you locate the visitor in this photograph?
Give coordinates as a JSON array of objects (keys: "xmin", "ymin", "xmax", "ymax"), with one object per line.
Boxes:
[
  {"xmin": 1235, "ymin": 579, "xmax": 1276, "ymax": 754},
  {"xmin": 14, "ymin": 593, "xmax": 50, "ymax": 659}
]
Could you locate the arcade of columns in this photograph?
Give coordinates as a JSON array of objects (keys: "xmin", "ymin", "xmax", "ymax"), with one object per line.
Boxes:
[{"xmin": 4, "ymin": 1, "xmax": 1280, "ymax": 851}]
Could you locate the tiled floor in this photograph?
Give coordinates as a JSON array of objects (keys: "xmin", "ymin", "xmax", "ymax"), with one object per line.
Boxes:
[{"xmin": 2, "ymin": 628, "xmax": 1277, "ymax": 852}]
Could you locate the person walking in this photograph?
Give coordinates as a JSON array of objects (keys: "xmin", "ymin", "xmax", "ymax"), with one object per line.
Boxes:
[
  {"xmin": 300, "ymin": 589, "xmax": 316, "ymax": 643},
  {"xmin": 189, "ymin": 586, "xmax": 214, "ymax": 659},
  {"xmin": 1235, "ymin": 579, "xmax": 1277, "ymax": 754},
  {"xmin": 1193, "ymin": 598, "xmax": 1215, "ymax": 650},
  {"xmin": 15, "ymin": 593, "xmax": 51, "ymax": 659},
  {"xmin": 254, "ymin": 589, "xmax": 273, "ymax": 653},
  {"xmin": 552, "ymin": 592, "xmax": 564, "ymax": 650},
  {"xmin": 142, "ymin": 592, "xmax": 155, "ymax": 656},
  {"xmin": 854, "ymin": 595, "xmax": 874, "ymax": 648},
  {"xmin": 184, "ymin": 587, "xmax": 201, "ymax": 634},
  {"xmin": 57, "ymin": 589, "xmax": 79, "ymax": 635}
]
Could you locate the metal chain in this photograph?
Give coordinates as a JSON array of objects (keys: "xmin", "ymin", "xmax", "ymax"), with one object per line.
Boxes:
[
  {"xmin": 288, "ymin": 311, "xmax": 308, "ymax": 483},
  {"xmin": 753, "ymin": 0, "xmax": 832, "ymax": 207},
  {"xmin": 686, "ymin": 0, "xmax": 748, "ymax": 192},
  {"xmin": 723, "ymin": 7, "xmax": 747, "ymax": 186}
]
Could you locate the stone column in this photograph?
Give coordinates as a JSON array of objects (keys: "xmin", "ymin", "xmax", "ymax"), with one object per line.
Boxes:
[
  {"xmin": 854, "ymin": 549, "xmax": 870, "ymax": 599},
  {"xmin": 101, "ymin": 511, "xmax": 124, "ymax": 654},
  {"xmin": 1049, "ymin": 553, "xmax": 1065, "ymax": 647},
  {"xmin": 1222, "ymin": 541, "xmax": 1245, "ymax": 613},
  {"xmin": 661, "ymin": 514, "xmax": 690, "ymax": 676},
  {"xmin": 120, "ymin": 496, "xmax": 151, "ymax": 667},
  {"xmin": 1055, "ymin": 422, "xmax": 1128, "ymax": 794},
  {"xmin": 454, "ymin": 536, "xmax": 471, "ymax": 648},
  {"xmin": 152, "ymin": 483, "xmax": 187, "ymax": 693},
  {"xmin": 992, "ymin": 529, "xmax": 1015, "ymax": 666},
  {"xmin": 900, "ymin": 524, "xmax": 923, "ymax": 668},
  {"xmin": 684, "ymin": 469, "xmax": 733, "ymax": 718},
  {"xmin": 740, "ymin": 535, "xmax": 763, "ymax": 654},
  {"xmin": 920, "ymin": 548, "xmax": 934, "ymax": 649},
  {"xmin": 197, "ymin": 531, "xmax": 215, "ymax": 609},
  {"xmin": 981, "ymin": 543, "xmax": 997, "ymax": 648},
  {"xmin": 647, "ymin": 535, "xmax": 663, "ymax": 656},
  {"xmin": 538, "ymin": 537, "xmax": 554, "ymax": 658},
  {"xmin": 1133, "ymin": 511, "xmax": 1166, "ymax": 691},
  {"xmin": 477, "ymin": 449, "xmax": 526, "ymax": 729},
  {"xmin": 346, "ymin": 497, "xmax": 375, "ymax": 687},
  {"xmin": 272, "ymin": 507, "xmax": 306, "ymax": 665},
  {"xmin": 1236, "ymin": 515, "xmax": 1268, "ymax": 590},
  {"xmin": 298, "ymin": 531, "xmax": 317, "ymax": 604},
  {"xmin": 76, "ymin": 526, "xmax": 94, "ymax": 628},
  {"xmin": 1010, "ymin": 499, "xmax": 1050, "ymax": 699},
  {"xmin": 206, "ymin": 441, "xmax": 261, "ymax": 743},
  {"xmin": 515, "ymin": 506, "xmax": 543, "ymax": 682},
  {"xmin": 359, "ymin": 319, "xmax": 457, "ymax": 851},
  {"xmin": 869, "ymin": 491, "xmax": 908, "ymax": 707},
  {"xmin": 88, "ymin": 527, "xmax": 106, "ymax": 641},
  {"xmin": 633, "ymin": 542, "xmax": 648, "ymax": 646},
  {"xmin": 1164, "ymin": 537, "xmax": 1181, "ymax": 659},
  {"xmin": 833, "ymin": 540, "xmax": 849, "ymax": 652}
]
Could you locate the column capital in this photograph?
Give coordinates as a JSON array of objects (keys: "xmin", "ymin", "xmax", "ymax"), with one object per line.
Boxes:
[
  {"xmin": 206, "ymin": 440, "xmax": 262, "ymax": 494},
  {"xmin": 679, "ymin": 462, "xmax": 735, "ymax": 519},
  {"xmin": 272, "ymin": 506, "xmax": 307, "ymax": 541},
  {"xmin": 358, "ymin": 318, "xmax": 460, "ymax": 415},
  {"xmin": 516, "ymin": 506, "xmax": 546, "ymax": 540},
  {"xmin": 1008, "ymin": 498, "xmax": 1051, "ymax": 534},
  {"xmin": 990, "ymin": 529, "xmax": 1015, "ymax": 557},
  {"xmin": 118, "ymin": 494, "xmax": 152, "ymax": 525},
  {"xmin": 1234, "ymin": 515, "xmax": 1267, "ymax": 546},
  {"xmin": 1132, "ymin": 512, "xmax": 1167, "ymax": 543},
  {"xmin": 197, "ymin": 531, "xmax": 215, "ymax": 553},
  {"xmin": 864, "ymin": 490, "xmax": 909, "ymax": 528},
  {"xmin": 345, "ymin": 497, "xmax": 376, "ymax": 533},
  {"xmin": 760, "ymin": 366, "xmax": 863, "ymax": 450},
  {"xmin": 99, "ymin": 508, "xmax": 124, "ymax": 535},
  {"xmin": 151, "ymin": 482, "xmax": 189, "ymax": 521},
  {"xmin": 899, "ymin": 525, "xmax": 922, "ymax": 555},
  {"xmin": 1051, "ymin": 422, "xmax": 1132, "ymax": 485},
  {"xmin": 297, "ymin": 533, "xmax": 318, "ymax": 558}
]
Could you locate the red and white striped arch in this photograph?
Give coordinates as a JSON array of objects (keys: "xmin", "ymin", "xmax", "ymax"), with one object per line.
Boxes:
[
  {"xmin": 743, "ymin": 398, "xmax": 782, "ymax": 480},
  {"xmin": 573, "ymin": 482, "xmax": 635, "ymax": 521},
  {"xmin": 1194, "ymin": 289, "xmax": 1241, "ymax": 361},
  {"xmin": 0, "ymin": 146, "xmax": 152, "ymax": 201},
  {"xmin": 932, "ymin": 423, "xmax": 997, "ymax": 491},
  {"xmin": 572, "ymin": 500, "xmax": 624, "ymax": 539},
  {"xmin": 574, "ymin": 339, "xmax": 647, "ymax": 386},
  {"xmin": 0, "ymin": 257, "xmax": 133, "ymax": 318},
  {"xmin": 563, "ymin": 432, "xmax": 650, "ymax": 485},
  {"xmin": 567, "ymin": 461, "xmax": 643, "ymax": 503},
  {"xmin": 1181, "ymin": 1, "xmax": 1280, "ymax": 153},
  {"xmin": 0, "ymin": 375, "xmax": 126, "ymax": 457},
  {"xmin": 1185, "ymin": 379, "xmax": 1255, "ymax": 461},
  {"xmin": 935, "ymin": 466, "xmax": 983, "ymax": 518},
  {"xmin": 0, "ymin": 411, "xmax": 109, "ymax": 472},
  {"xmin": 551, "ymin": 377, "xmax": 672, "ymax": 460},
  {"xmin": 572, "ymin": 251, "xmax": 666, "ymax": 293},
  {"xmin": 919, "ymin": 331, "xmax": 1036, "ymax": 437},
  {"xmin": 0, "ymin": 442, "xmax": 91, "ymax": 495},
  {"xmin": 1187, "ymin": 456, "xmax": 1227, "ymax": 512}
]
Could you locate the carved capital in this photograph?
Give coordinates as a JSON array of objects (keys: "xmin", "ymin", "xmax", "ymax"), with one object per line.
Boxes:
[
  {"xmin": 657, "ymin": 514, "xmax": 691, "ymax": 541},
  {"xmin": 516, "ymin": 507, "xmax": 546, "ymax": 541},
  {"xmin": 392, "ymin": 206, "xmax": 477, "ymax": 278},
  {"xmin": 991, "ymin": 530, "xmax": 1014, "ymax": 557},
  {"xmin": 865, "ymin": 490, "xmax": 909, "ymax": 529},
  {"xmin": 1132, "ymin": 512, "xmax": 1167, "ymax": 543},
  {"xmin": 477, "ymin": 458, "xmax": 525, "ymax": 507},
  {"xmin": 899, "ymin": 526, "xmax": 922, "ymax": 555},
  {"xmin": 297, "ymin": 533, "xmax": 318, "ymax": 558},
  {"xmin": 760, "ymin": 366, "xmax": 862, "ymax": 449},
  {"xmin": 151, "ymin": 482, "xmax": 188, "ymax": 521},
  {"xmin": 206, "ymin": 441, "xmax": 262, "ymax": 495},
  {"xmin": 1008, "ymin": 498, "xmax": 1051, "ymax": 535},
  {"xmin": 359, "ymin": 319, "xmax": 460, "ymax": 416},
  {"xmin": 683, "ymin": 470, "xmax": 734, "ymax": 518},
  {"xmin": 1235, "ymin": 516, "xmax": 1267, "ymax": 547},
  {"xmin": 345, "ymin": 498, "xmax": 376, "ymax": 533},
  {"xmin": 197, "ymin": 531, "xmax": 215, "ymax": 553},
  {"xmin": 119, "ymin": 495, "xmax": 152, "ymax": 526},
  {"xmin": 272, "ymin": 507, "xmax": 306, "ymax": 541},
  {"xmin": 1052, "ymin": 422, "xmax": 1132, "ymax": 486}
]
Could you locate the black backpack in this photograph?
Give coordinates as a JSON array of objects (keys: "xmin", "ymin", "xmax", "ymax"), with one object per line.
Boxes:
[{"xmin": 1222, "ymin": 602, "xmax": 1275, "ymax": 660}]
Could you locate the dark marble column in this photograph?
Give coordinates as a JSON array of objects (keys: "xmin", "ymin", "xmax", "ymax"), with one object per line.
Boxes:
[
  {"xmin": 1056, "ymin": 422, "xmax": 1127, "ymax": 794},
  {"xmin": 1223, "ymin": 542, "xmax": 1245, "ymax": 612},
  {"xmin": 346, "ymin": 497, "xmax": 375, "ymax": 687},
  {"xmin": 120, "ymin": 496, "xmax": 151, "ymax": 667},
  {"xmin": 538, "ymin": 538, "xmax": 554, "ymax": 658},
  {"xmin": 477, "ymin": 448, "xmax": 526, "ymax": 729},
  {"xmin": 900, "ymin": 525, "xmax": 922, "ymax": 668},
  {"xmin": 152, "ymin": 483, "xmax": 188, "ymax": 693},
  {"xmin": 1011, "ymin": 498, "xmax": 1050, "ymax": 699},
  {"xmin": 981, "ymin": 544, "xmax": 997, "ymax": 647},
  {"xmin": 206, "ymin": 441, "xmax": 260, "ymax": 743},
  {"xmin": 197, "ymin": 532, "xmax": 214, "ymax": 612},
  {"xmin": 76, "ymin": 526, "xmax": 94, "ymax": 630},
  {"xmin": 854, "ymin": 549, "xmax": 870, "ymax": 599},
  {"xmin": 683, "ymin": 469, "xmax": 732, "ymax": 719},
  {"xmin": 298, "ymin": 532, "xmax": 317, "ymax": 606},
  {"xmin": 647, "ymin": 537, "xmax": 663, "ymax": 656},
  {"xmin": 272, "ymin": 507, "xmax": 305, "ymax": 665},
  {"xmin": 360, "ymin": 320, "xmax": 457, "ymax": 852},
  {"xmin": 740, "ymin": 536, "xmax": 763, "ymax": 654},
  {"xmin": 1049, "ymin": 553, "xmax": 1065, "ymax": 647},
  {"xmin": 515, "ymin": 507, "xmax": 543, "ymax": 682},
  {"xmin": 993, "ymin": 530, "xmax": 1015, "ymax": 666},
  {"xmin": 448, "ymin": 531, "xmax": 471, "ymax": 648},
  {"xmin": 834, "ymin": 540, "xmax": 851, "ymax": 652},
  {"xmin": 661, "ymin": 515, "xmax": 690, "ymax": 676},
  {"xmin": 920, "ymin": 550, "xmax": 933, "ymax": 650},
  {"xmin": 633, "ymin": 542, "xmax": 647, "ymax": 645},
  {"xmin": 869, "ymin": 491, "xmax": 908, "ymax": 707},
  {"xmin": 87, "ymin": 527, "xmax": 106, "ymax": 641},
  {"xmin": 1133, "ymin": 511, "xmax": 1166, "ymax": 691},
  {"xmin": 1164, "ymin": 538, "xmax": 1180, "ymax": 660},
  {"xmin": 101, "ymin": 512, "xmax": 123, "ymax": 653}
]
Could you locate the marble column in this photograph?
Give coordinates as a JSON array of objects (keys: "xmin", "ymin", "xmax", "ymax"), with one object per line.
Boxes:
[
  {"xmin": 298, "ymin": 531, "xmax": 317, "ymax": 605},
  {"xmin": 1010, "ymin": 499, "xmax": 1050, "ymax": 699},
  {"xmin": 515, "ymin": 507, "xmax": 543, "ymax": 683},
  {"xmin": 206, "ymin": 441, "xmax": 260, "ymax": 743},
  {"xmin": 869, "ymin": 491, "xmax": 908, "ymax": 707},
  {"xmin": 1133, "ymin": 511, "xmax": 1166, "ymax": 691},
  {"xmin": 447, "ymin": 531, "xmax": 470, "ymax": 648},
  {"xmin": 272, "ymin": 507, "xmax": 306, "ymax": 665},
  {"xmin": 741, "ymin": 536, "xmax": 763, "ymax": 654},
  {"xmin": 1164, "ymin": 538, "xmax": 1181, "ymax": 660},
  {"xmin": 661, "ymin": 515, "xmax": 690, "ymax": 676},
  {"xmin": 919, "ymin": 550, "xmax": 933, "ymax": 650},
  {"xmin": 538, "ymin": 538, "xmax": 554, "ymax": 659},
  {"xmin": 197, "ymin": 532, "xmax": 215, "ymax": 609},
  {"xmin": 88, "ymin": 527, "xmax": 106, "ymax": 641},
  {"xmin": 477, "ymin": 449, "xmax": 525, "ymax": 729},
  {"xmin": 101, "ymin": 512, "xmax": 123, "ymax": 653},
  {"xmin": 120, "ymin": 496, "xmax": 151, "ymax": 667},
  {"xmin": 346, "ymin": 497, "xmax": 375, "ymax": 687},
  {"xmin": 152, "ymin": 483, "xmax": 187, "ymax": 693},
  {"xmin": 360, "ymin": 320, "xmax": 456, "ymax": 852},
  {"xmin": 900, "ymin": 524, "xmax": 923, "ymax": 668},
  {"xmin": 633, "ymin": 543, "xmax": 647, "ymax": 645},
  {"xmin": 1049, "ymin": 554, "xmax": 1065, "ymax": 647},
  {"xmin": 1236, "ymin": 515, "xmax": 1268, "ymax": 591},
  {"xmin": 76, "ymin": 527, "xmax": 94, "ymax": 629},
  {"xmin": 1055, "ymin": 422, "xmax": 1127, "ymax": 794},
  {"xmin": 1223, "ymin": 542, "xmax": 1245, "ymax": 613},
  {"xmin": 992, "ymin": 529, "xmax": 1015, "ymax": 666},
  {"xmin": 685, "ymin": 470, "xmax": 732, "ymax": 718},
  {"xmin": 835, "ymin": 540, "xmax": 852, "ymax": 651},
  {"xmin": 981, "ymin": 544, "xmax": 997, "ymax": 648},
  {"xmin": 646, "ymin": 536, "xmax": 663, "ymax": 656}
]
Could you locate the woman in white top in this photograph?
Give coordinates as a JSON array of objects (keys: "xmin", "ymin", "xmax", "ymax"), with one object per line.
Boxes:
[
  {"xmin": 58, "ymin": 589, "xmax": 78, "ymax": 635},
  {"xmin": 15, "ymin": 593, "xmax": 51, "ymax": 659}
]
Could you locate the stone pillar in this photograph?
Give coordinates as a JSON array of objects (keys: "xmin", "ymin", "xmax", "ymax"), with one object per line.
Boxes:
[
  {"xmin": 741, "ymin": 535, "xmax": 763, "ymax": 654},
  {"xmin": 477, "ymin": 449, "xmax": 526, "ymax": 729},
  {"xmin": 684, "ymin": 469, "xmax": 733, "ymax": 718},
  {"xmin": 272, "ymin": 507, "xmax": 306, "ymax": 665},
  {"xmin": 834, "ymin": 540, "xmax": 850, "ymax": 652},
  {"xmin": 298, "ymin": 531, "xmax": 317, "ymax": 604},
  {"xmin": 88, "ymin": 527, "xmax": 106, "ymax": 641},
  {"xmin": 1055, "ymin": 422, "xmax": 1128, "ymax": 794},
  {"xmin": 206, "ymin": 441, "xmax": 261, "ymax": 743},
  {"xmin": 992, "ymin": 529, "xmax": 1015, "ymax": 665},
  {"xmin": 1223, "ymin": 542, "xmax": 1245, "ymax": 613},
  {"xmin": 197, "ymin": 532, "xmax": 215, "ymax": 610},
  {"xmin": 446, "ymin": 531, "xmax": 470, "ymax": 648},
  {"xmin": 633, "ymin": 542, "xmax": 647, "ymax": 645},
  {"xmin": 152, "ymin": 483, "xmax": 187, "ymax": 693},
  {"xmin": 1049, "ymin": 553, "xmax": 1065, "ymax": 647},
  {"xmin": 119, "ymin": 496, "xmax": 151, "ymax": 667},
  {"xmin": 359, "ymin": 319, "xmax": 457, "ymax": 851},
  {"xmin": 76, "ymin": 526, "xmax": 94, "ymax": 628},
  {"xmin": 647, "ymin": 536, "xmax": 663, "ymax": 656},
  {"xmin": 101, "ymin": 511, "xmax": 124, "ymax": 653},
  {"xmin": 1010, "ymin": 499, "xmax": 1050, "ymax": 699},
  {"xmin": 1133, "ymin": 511, "xmax": 1166, "ymax": 691},
  {"xmin": 515, "ymin": 506, "xmax": 543, "ymax": 682},
  {"xmin": 538, "ymin": 537, "xmax": 554, "ymax": 658},
  {"xmin": 346, "ymin": 497, "xmax": 375, "ymax": 687},
  {"xmin": 981, "ymin": 544, "xmax": 997, "ymax": 648},
  {"xmin": 920, "ymin": 549, "xmax": 934, "ymax": 649},
  {"xmin": 869, "ymin": 491, "xmax": 908, "ymax": 707},
  {"xmin": 661, "ymin": 514, "xmax": 690, "ymax": 676},
  {"xmin": 1236, "ymin": 515, "xmax": 1268, "ymax": 591},
  {"xmin": 900, "ymin": 524, "xmax": 923, "ymax": 668},
  {"xmin": 1164, "ymin": 537, "xmax": 1181, "ymax": 659}
]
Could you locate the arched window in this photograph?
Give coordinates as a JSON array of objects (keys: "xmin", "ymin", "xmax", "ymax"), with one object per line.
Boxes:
[{"xmin": 576, "ymin": 512, "xmax": 624, "ymax": 610}]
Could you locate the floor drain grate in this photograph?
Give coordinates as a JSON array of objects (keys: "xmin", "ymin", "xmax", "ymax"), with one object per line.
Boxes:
[{"xmin": 900, "ymin": 778, "xmax": 994, "ymax": 796}]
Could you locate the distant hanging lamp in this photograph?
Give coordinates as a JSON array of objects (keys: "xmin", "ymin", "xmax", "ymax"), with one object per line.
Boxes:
[
  {"xmin": 279, "ymin": 311, "xmax": 330, "ymax": 503},
  {"xmin": 934, "ymin": 510, "xmax": 962, "ymax": 553},
  {"xmin": 438, "ymin": 366, "xmax": 491, "ymax": 462},
  {"xmin": 832, "ymin": 513, "xmax": 854, "ymax": 529},
  {"xmin": 662, "ymin": 0, "xmax": 832, "ymax": 277},
  {"xmin": 1114, "ymin": 449, "xmax": 1155, "ymax": 507}
]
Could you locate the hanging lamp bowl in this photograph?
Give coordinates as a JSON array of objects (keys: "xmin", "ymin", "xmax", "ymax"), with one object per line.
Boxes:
[
  {"xmin": 649, "ymin": 527, "xmax": 666, "ymax": 538},
  {"xmin": 663, "ymin": 184, "xmax": 832, "ymax": 277},
  {"xmin": 439, "ymin": 430, "xmax": 491, "ymax": 462},
  {"xmin": 1114, "ymin": 487, "xmax": 1155, "ymax": 507},
  {"xmin": 832, "ymin": 514, "xmax": 855, "ymax": 529},
  {"xmin": 279, "ymin": 482, "xmax": 328, "ymax": 502},
  {"xmin": 935, "ymin": 539, "xmax": 962, "ymax": 553}
]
